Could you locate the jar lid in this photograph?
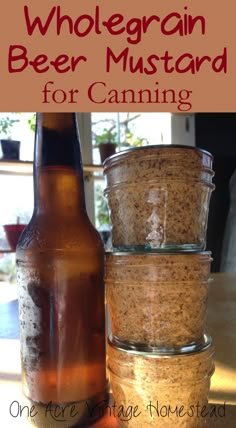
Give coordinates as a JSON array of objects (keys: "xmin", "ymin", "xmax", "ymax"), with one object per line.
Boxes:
[
  {"xmin": 106, "ymin": 250, "xmax": 212, "ymax": 258},
  {"xmin": 108, "ymin": 334, "xmax": 213, "ymax": 357},
  {"xmin": 103, "ymin": 144, "xmax": 213, "ymax": 169}
]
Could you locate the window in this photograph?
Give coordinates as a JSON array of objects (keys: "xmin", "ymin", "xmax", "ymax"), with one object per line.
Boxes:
[
  {"xmin": 91, "ymin": 112, "xmax": 172, "ymax": 165},
  {"xmin": 0, "ymin": 112, "xmax": 173, "ymax": 249},
  {"xmin": 91, "ymin": 112, "xmax": 172, "ymax": 232},
  {"xmin": 0, "ymin": 112, "xmax": 35, "ymax": 161},
  {"xmin": 0, "ymin": 112, "xmax": 195, "ymax": 293}
]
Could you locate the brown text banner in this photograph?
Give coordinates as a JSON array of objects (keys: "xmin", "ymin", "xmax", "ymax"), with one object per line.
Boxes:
[{"xmin": 0, "ymin": 0, "xmax": 235, "ymax": 112}]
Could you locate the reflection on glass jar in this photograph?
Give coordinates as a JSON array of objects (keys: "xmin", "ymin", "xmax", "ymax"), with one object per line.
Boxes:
[
  {"xmin": 106, "ymin": 252, "xmax": 212, "ymax": 350},
  {"xmin": 108, "ymin": 336, "xmax": 215, "ymax": 428},
  {"xmin": 104, "ymin": 145, "xmax": 215, "ymax": 252}
]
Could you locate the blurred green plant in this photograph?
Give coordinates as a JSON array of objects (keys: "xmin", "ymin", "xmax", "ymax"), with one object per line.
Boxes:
[
  {"xmin": 94, "ymin": 127, "xmax": 118, "ymax": 146},
  {"xmin": 28, "ymin": 113, "xmax": 36, "ymax": 132},
  {"xmin": 0, "ymin": 112, "xmax": 36, "ymax": 138},
  {"xmin": 95, "ymin": 183, "xmax": 110, "ymax": 227},
  {"xmin": 125, "ymin": 131, "xmax": 148, "ymax": 147},
  {"xmin": 0, "ymin": 115, "xmax": 20, "ymax": 137},
  {"xmin": 0, "ymin": 254, "xmax": 16, "ymax": 283},
  {"xmin": 92, "ymin": 113, "xmax": 149, "ymax": 148}
]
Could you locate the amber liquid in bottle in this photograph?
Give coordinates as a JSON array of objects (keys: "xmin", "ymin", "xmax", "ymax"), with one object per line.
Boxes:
[{"xmin": 16, "ymin": 113, "xmax": 108, "ymax": 427}]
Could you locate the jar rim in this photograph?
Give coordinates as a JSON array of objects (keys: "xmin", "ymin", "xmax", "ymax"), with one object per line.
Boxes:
[
  {"xmin": 105, "ymin": 250, "xmax": 212, "ymax": 258},
  {"xmin": 105, "ymin": 279, "xmax": 211, "ymax": 285},
  {"xmin": 103, "ymin": 144, "xmax": 213, "ymax": 169},
  {"xmin": 104, "ymin": 180, "xmax": 215, "ymax": 194},
  {"xmin": 108, "ymin": 334, "xmax": 213, "ymax": 357}
]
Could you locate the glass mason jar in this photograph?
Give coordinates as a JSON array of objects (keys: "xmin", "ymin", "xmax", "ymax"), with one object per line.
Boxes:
[
  {"xmin": 103, "ymin": 145, "xmax": 215, "ymax": 252},
  {"xmin": 108, "ymin": 336, "xmax": 215, "ymax": 428},
  {"xmin": 106, "ymin": 252, "xmax": 212, "ymax": 350}
]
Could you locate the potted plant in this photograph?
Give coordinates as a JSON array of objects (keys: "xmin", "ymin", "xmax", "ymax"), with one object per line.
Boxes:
[
  {"xmin": 95, "ymin": 127, "xmax": 117, "ymax": 163},
  {"xmin": 0, "ymin": 114, "xmax": 21, "ymax": 160},
  {"xmin": 93, "ymin": 113, "xmax": 150, "ymax": 163},
  {"xmin": 3, "ymin": 217, "xmax": 26, "ymax": 251}
]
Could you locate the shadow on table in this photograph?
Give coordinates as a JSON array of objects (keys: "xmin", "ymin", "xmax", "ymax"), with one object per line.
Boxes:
[
  {"xmin": 206, "ymin": 403, "xmax": 236, "ymax": 427},
  {"xmin": 206, "ymin": 275, "xmax": 236, "ymax": 373}
]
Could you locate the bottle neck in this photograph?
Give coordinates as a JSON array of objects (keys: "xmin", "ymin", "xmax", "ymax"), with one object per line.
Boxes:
[{"xmin": 33, "ymin": 113, "xmax": 87, "ymax": 217}]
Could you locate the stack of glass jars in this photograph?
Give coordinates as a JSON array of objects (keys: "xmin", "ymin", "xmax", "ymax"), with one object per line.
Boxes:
[{"xmin": 103, "ymin": 145, "xmax": 215, "ymax": 428}]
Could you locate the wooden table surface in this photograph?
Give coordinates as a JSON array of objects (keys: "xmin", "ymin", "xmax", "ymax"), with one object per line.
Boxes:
[{"xmin": 0, "ymin": 273, "xmax": 236, "ymax": 427}]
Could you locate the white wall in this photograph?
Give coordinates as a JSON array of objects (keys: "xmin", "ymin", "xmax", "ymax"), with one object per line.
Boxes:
[
  {"xmin": 77, "ymin": 113, "xmax": 95, "ymax": 225},
  {"xmin": 171, "ymin": 114, "xmax": 196, "ymax": 146}
]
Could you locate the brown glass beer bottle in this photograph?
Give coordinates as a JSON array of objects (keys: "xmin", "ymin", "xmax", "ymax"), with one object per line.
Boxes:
[{"xmin": 16, "ymin": 113, "xmax": 108, "ymax": 427}]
